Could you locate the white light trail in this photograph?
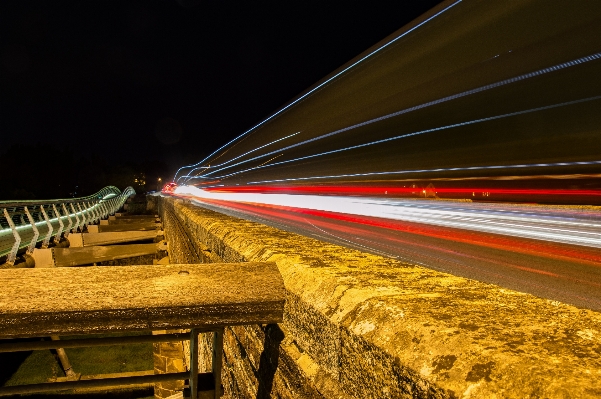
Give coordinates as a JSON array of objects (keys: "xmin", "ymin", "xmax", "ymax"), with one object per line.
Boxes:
[
  {"xmin": 174, "ymin": 186, "xmax": 601, "ymax": 249},
  {"xmin": 181, "ymin": 52, "xmax": 601, "ymax": 183},
  {"xmin": 243, "ymin": 161, "xmax": 601, "ymax": 185},
  {"xmin": 186, "ymin": 94, "xmax": 601, "ymax": 182},
  {"xmin": 173, "ymin": 0, "xmax": 463, "ymax": 182},
  {"xmin": 179, "ymin": 132, "xmax": 300, "ymax": 183}
]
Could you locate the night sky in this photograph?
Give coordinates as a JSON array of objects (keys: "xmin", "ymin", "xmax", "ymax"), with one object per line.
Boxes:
[{"xmin": 0, "ymin": 0, "xmax": 441, "ymax": 198}]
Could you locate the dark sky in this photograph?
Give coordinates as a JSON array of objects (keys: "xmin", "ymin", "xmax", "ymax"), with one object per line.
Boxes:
[{"xmin": 0, "ymin": 0, "xmax": 442, "ymax": 178}]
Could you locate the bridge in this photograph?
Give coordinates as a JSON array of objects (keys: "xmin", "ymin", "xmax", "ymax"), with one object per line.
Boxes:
[
  {"xmin": 2, "ymin": 189, "xmax": 598, "ymax": 398},
  {"xmin": 2, "ymin": 0, "xmax": 601, "ymax": 398}
]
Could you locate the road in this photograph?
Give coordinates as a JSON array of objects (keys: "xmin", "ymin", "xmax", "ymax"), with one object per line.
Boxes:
[{"xmin": 181, "ymin": 193, "xmax": 601, "ymax": 312}]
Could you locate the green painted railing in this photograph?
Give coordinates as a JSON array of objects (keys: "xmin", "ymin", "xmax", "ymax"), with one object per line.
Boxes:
[{"xmin": 0, "ymin": 186, "xmax": 136, "ymax": 265}]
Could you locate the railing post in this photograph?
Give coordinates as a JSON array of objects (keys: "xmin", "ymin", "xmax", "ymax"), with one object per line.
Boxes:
[
  {"xmin": 88, "ymin": 201, "xmax": 97, "ymax": 224},
  {"xmin": 212, "ymin": 329, "xmax": 223, "ymax": 398},
  {"xmin": 99, "ymin": 201, "xmax": 108, "ymax": 219},
  {"xmin": 70, "ymin": 203, "xmax": 79, "ymax": 233},
  {"xmin": 53, "ymin": 204, "xmax": 64, "ymax": 244},
  {"xmin": 50, "ymin": 336, "xmax": 78, "ymax": 380},
  {"xmin": 3, "ymin": 208, "xmax": 20, "ymax": 266},
  {"xmin": 88, "ymin": 201, "xmax": 95, "ymax": 224},
  {"xmin": 23, "ymin": 206, "xmax": 39, "ymax": 254},
  {"xmin": 77, "ymin": 203, "xmax": 86, "ymax": 230},
  {"xmin": 185, "ymin": 328, "xmax": 223, "ymax": 399},
  {"xmin": 82, "ymin": 202, "xmax": 89, "ymax": 226},
  {"xmin": 40, "ymin": 205, "xmax": 53, "ymax": 249},
  {"xmin": 189, "ymin": 329, "xmax": 199, "ymax": 399},
  {"xmin": 89, "ymin": 201, "xmax": 97, "ymax": 224},
  {"xmin": 107, "ymin": 198, "xmax": 114, "ymax": 215},
  {"xmin": 87, "ymin": 202, "xmax": 94, "ymax": 224},
  {"xmin": 93, "ymin": 201, "xmax": 100, "ymax": 223},
  {"xmin": 84, "ymin": 202, "xmax": 91, "ymax": 226}
]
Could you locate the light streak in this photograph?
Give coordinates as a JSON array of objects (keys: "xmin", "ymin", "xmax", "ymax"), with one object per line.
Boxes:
[
  {"xmin": 179, "ymin": 132, "xmax": 300, "ymax": 182},
  {"xmin": 173, "ymin": 0, "xmax": 463, "ymax": 182},
  {"xmin": 182, "ymin": 52, "xmax": 601, "ymax": 183},
  {"xmin": 185, "ymin": 94, "xmax": 601, "ymax": 182},
  {"xmin": 256, "ymin": 154, "xmax": 284, "ymax": 167},
  {"xmin": 242, "ymin": 160, "xmax": 601, "ymax": 185},
  {"xmin": 203, "ymin": 185, "xmax": 601, "ymax": 197},
  {"xmin": 174, "ymin": 186, "xmax": 601, "ymax": 248}
]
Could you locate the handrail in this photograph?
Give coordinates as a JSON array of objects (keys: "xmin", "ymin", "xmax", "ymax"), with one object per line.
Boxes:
[{"xmin": 0, "ymin": 186, "xmax": 136, "ymax": 265}]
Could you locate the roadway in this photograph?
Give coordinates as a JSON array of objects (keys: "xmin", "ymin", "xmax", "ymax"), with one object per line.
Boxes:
[{"xmin": 181, "ymin": 194, "xmax": 601, "ymax": 312}]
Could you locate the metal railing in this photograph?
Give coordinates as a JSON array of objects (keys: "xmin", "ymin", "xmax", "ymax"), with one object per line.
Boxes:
[
  {"xmin": 0, "ymin": 329, "xmax": 223, "ymax": 398},
  {"xmin": 0, "ymin": 260, "xmax": 285, "ymax": 398},
  {"xmin": 0, "ymin": 186, "xmax": 136, "ymax": 265}
]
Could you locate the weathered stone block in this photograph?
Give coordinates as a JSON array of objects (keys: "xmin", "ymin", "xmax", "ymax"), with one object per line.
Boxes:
[
  {"xmin": 160, "ymin": 342, "xmax": 184, "ymax": 359},
  {"xmin": 166, "ymin": 358, "xmax": 185, "ymax": 373},
  {"xmin": 154, "ymin": 386, "xmax": 175, "ymax": 399},
  {"xmin": 153, "ymin": 353, "xmax": 167, "ymax": 373},
  {"xmin": 284, "ymin": 291, "xmax": 341, "ymax": 379},
  {"xmin": 160, "ymin": 197, "xmax": 601, "ymax": 399}
]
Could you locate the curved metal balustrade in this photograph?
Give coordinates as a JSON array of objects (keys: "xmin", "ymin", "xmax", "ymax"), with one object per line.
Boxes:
[{"xmin": 0, "ymin": 186, "xmax": 136, "ymax": 265}]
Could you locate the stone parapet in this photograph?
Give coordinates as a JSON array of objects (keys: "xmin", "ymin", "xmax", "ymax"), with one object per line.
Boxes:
[{"xmin": 160, "ymin": 197, "xmax": 601, "ymax": 398}]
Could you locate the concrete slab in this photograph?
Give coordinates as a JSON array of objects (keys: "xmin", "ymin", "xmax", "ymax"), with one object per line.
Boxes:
[
  {"xmin": 0, "ymin": 262, "xmax": 285, "ymax": 337},
  {"xmin": 31, "ymin": 248, "xmax": 54, "ymax": 268},
  {"xmin": 116, "ymin": 214, "xmax": 159, "ymax": 219},
  {"xmin": 94, "ymin": 223, "xmax": 159, "ymax": 233},
  {"xmin": 67, "ymin": 233, "xmax": 84, "ymax": 248},
  {"xmin": 108, "ymin": 217, "xmax": 159, "ymax": 225},
  {"xmin": 39, "ymin": 243, "xmax": 160, "ymax": 267},
  {"xmin": 69, "ymin": 231, "xmax": 159, "ymax": 247}
]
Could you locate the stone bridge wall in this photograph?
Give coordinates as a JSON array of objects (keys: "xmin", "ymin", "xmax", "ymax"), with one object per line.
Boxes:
[{"xmin": 156, "ymin": 196, "xmax": 601, "ymax": 399}]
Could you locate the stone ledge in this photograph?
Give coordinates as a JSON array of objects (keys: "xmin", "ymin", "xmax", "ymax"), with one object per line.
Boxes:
[
  {"xmin": 167, "ymin": 197, "xmax": 601, "ymax": 398},
  {"xmin": 0, "ymin": 262, "xmax": 284, "ymax": 337}
]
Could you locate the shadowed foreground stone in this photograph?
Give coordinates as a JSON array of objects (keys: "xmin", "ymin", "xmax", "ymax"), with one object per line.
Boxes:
[
  {"xmin": 162, "ymin": 197, "xmax": 601, "ymax": 399},
  {"xmin": 0, "ymin": 262, "xmax": 285, "ymax": 338}
]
